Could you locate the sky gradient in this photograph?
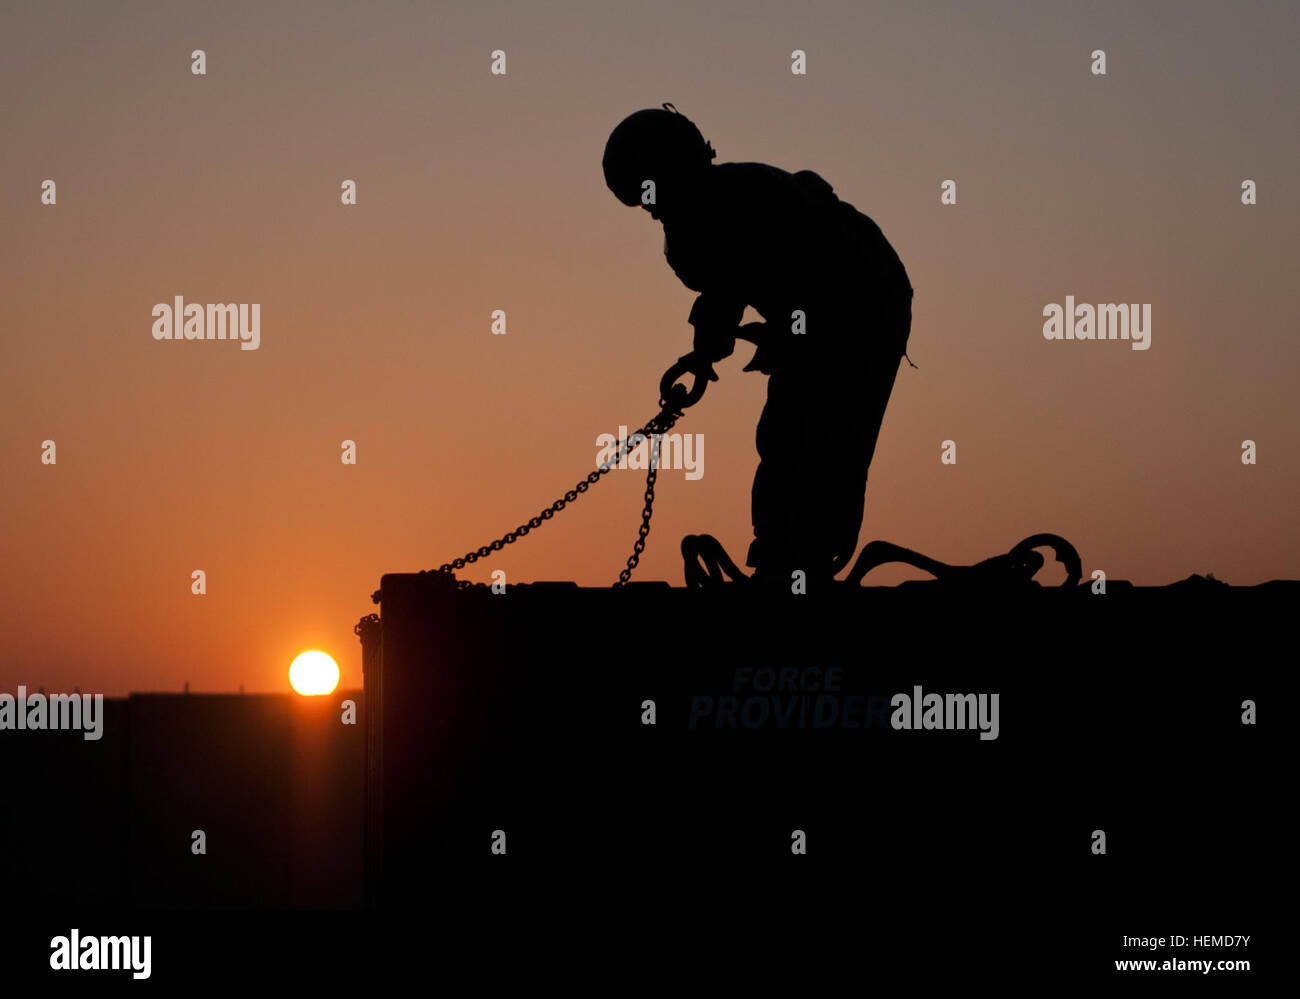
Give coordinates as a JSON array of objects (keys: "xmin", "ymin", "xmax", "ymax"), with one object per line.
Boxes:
[{"xmin": 3, "ymin": 0, "xmax": 1297, "ymax": 695}]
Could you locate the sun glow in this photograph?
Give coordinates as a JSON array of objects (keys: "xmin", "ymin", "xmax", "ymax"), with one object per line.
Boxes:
[{"xmin": 289, "ymin": 651, "xmax": 340, "ymax": 696}]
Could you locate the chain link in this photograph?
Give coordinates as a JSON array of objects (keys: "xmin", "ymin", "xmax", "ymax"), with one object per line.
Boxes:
[
  {"xmin": 394, "ymin": 402, "xmax": 683, "ymax": 596},
  {"xmin": 617, "ymin": 446, "xmax": 661, "ymax": 586}
]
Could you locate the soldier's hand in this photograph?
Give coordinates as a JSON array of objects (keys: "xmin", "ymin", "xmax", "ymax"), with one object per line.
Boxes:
[{"xmin": 684, "ymin": 351, "xmax": 720, "ymax": 383}]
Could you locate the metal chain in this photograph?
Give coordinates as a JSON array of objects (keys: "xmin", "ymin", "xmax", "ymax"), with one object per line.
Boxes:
[
  {"xmin": 381, "ymin": 403, "xmax": 683, "ymax": 599},
  {"xmin": 617, "ymin": 442, "xmax": 662, "ymax": 586}
]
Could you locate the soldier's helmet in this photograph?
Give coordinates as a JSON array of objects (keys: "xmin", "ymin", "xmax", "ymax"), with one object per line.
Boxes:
[{"xmin": 602, "ymin": 104, "xmax": 716, "ymax": 206}]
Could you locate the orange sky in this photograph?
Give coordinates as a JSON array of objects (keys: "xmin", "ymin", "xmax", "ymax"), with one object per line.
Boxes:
[{"xmin": 2, "ymin": 1, "xmax": 1297, "ymax": 695}]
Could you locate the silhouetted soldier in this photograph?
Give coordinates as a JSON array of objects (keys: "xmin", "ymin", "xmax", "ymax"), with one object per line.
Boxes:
[{"xmin": 603, "ymin": 104, "xmax": 913, "ymax": 582}]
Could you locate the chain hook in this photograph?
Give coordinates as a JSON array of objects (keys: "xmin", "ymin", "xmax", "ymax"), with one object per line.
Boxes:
[{"xmin": 659, "ymin": 353, "xmax": 709, "ymax": 413}]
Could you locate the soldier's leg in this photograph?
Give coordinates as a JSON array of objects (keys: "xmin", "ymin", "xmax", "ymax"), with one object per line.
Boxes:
[
  {"xmin": 747, "ymin": 379, "xmax": 819, "ymax": 579},
  {"xmin": 747, "ymin": 377, "xmax": 869, "ymax": 580},
  {"xmin": 747, "ymin": 302, "xmax": 910, "ymax": 580}
]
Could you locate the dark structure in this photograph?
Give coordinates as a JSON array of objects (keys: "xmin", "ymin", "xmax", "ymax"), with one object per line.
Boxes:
[
  {"xmin": 361, "ymin": 571, "xmax": 1279, "ymax": 929},
  {"xmin": 6, "ymin": 692, "xmax": 364, "ymax": 908},
  {"xmin": 3, "ymin": 573, "xmax": 1281, "ymax": 979}
]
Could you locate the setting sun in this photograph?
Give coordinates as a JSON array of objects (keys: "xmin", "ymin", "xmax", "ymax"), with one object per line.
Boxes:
[{"xmin": 289, "ymin": 651, "xmax": 340, "ymax": 696}]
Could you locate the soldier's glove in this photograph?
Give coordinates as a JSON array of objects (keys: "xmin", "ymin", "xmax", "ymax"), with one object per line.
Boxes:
[{"xmin": 688, "ymin": 295, "xmax": 743, "ymax": 365}]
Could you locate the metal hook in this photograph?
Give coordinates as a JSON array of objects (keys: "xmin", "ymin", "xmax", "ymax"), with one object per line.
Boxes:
[{"xmin": 659, "ymin": 354, "xmax": 709, "ymax": 412}]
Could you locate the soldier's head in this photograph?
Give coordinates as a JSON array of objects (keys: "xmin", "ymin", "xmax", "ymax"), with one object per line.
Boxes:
[{"xmin": 603, "ymin": 104, "xmax": 715, "ymax": 219}]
